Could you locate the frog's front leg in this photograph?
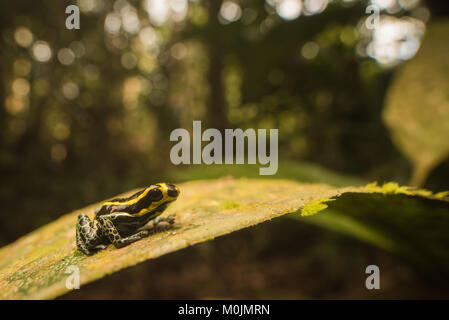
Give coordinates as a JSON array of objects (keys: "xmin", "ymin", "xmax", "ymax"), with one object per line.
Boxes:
[
  {"xmin": 97, "ymin": 215, "xmax": 150, "ymax": 249},
  {"xmin": 76, "ymin": 214, "xmax": 104, "ymax": 255},
  {"xmin": 152, "ymin": 213, "xmax": 176, "ymax": 227}
]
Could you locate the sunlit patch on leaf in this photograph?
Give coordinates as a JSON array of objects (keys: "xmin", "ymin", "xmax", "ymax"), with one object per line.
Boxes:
[{"xmin": 300, "ymin": 198, "xmax": 335, "ymax": 216}]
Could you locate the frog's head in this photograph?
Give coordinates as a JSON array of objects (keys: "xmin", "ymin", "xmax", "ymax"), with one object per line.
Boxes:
[
  {"xmin": 156, "ymin": 183, "xmax": 180, "ymax": 201},
  {"xmin": 134, "ymin": 183, "xmax": 180, "ymax": 215},
  {"xmin": 97, "ymin": 183, "xmax": 180, "ymax": 216}
]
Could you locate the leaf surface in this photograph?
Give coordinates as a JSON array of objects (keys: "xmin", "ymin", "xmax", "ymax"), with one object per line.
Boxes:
[{"xmin": 0, "ymin": 178, "xmax": 448, "ymax": 299}]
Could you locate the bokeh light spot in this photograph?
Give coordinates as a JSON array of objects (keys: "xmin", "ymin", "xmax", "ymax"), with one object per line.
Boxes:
[
  {"xmin": 121, "ymin": 5, "xmax": 140, "ymax": 34},
  {"xmin": 144, "ymin": 0, "xmax": 169, "ymax": 26},
  {"xmin": 69, "ymin": 41, "xmax": 86, "ymax": 57},
  {"xmin": 32, "ymin": 41, "xmax": 52, "ymax": 62},
  {"xmin": 171, "ymin": 42, "xmax": 187, "ymax": 60},
  {"xmin": 121, "ymin": 52, "xmax": 137, "ymax": 69},
  {"xmin": 303, "ymin": 0, "xmax": 328, "ymax": 15},
  {"xmin": 13, "ymin": 59, "xmax": 31, "ymax": 76},
  {"xmin": 14, "ymin": 27, "xmax": 33, "ymax": 48},
  {"xmin": 276, "ymin": 0, "xmax": 302, "ymax": 21},
  {"xmin": 62, "ymin": 82, "xmax": 80, "ymax": 100},
  {"xmin": 52, "ymin": 122, "xmax": 71, "ymax": 141},
  {"xmin": 105, "ymin": 13, "xmax": 121, "ymax": 34},
  {"xmin": 57, "ymin": 48, "xmax": 76, "ymax": 66},
  {"xmin": 219, "ymin": 1, "xmax": 242, "ymax": 24},
  {"xmin": 139, "ymin": 26, "xmax": 158, "ymax": 50},
  {"xmin": 301, "ymin": 41, "xmax": 320, "ymax": 59},
  {"xmin": 12, "ymin": 78, "xmax": 30, "ymax": 96}
]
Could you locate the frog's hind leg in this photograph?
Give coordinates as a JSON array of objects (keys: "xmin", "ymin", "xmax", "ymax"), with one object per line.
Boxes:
[
  {"xmin": 97, "ymin": 216, "xmax": 150, "ymax": 249},
  {"xmin": 76, "ymin": 214, "xmax": 103, "ymax": 255}
]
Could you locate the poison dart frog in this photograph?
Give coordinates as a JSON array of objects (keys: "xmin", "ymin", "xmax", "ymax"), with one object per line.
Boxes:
[{"xmin": 76, "ymin": 183, "xmax": 180, "ymax": 255}]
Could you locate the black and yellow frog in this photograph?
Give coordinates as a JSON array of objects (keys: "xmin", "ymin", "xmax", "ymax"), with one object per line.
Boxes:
[{"xmin": 76, "ymin": 183, "xmax": 180, "ymax": 255}]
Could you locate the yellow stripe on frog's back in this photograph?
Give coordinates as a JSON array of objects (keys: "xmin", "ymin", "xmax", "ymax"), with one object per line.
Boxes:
[
  {"xmin": 102, "ymin": 184, "xmax": 170, "ymax": 216},
  {"xmin": 134, "ymin": 198, "xmax": 167, "ymax": 216},
  {"xmin": 102, "ymin": 187, "xmax": 151, "ymax": 206}
]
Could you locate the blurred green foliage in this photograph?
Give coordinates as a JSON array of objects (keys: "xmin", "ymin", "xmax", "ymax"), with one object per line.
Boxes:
[{"xmin": 384, "ymin": 20, "xmax": 449, "ymax": 187}]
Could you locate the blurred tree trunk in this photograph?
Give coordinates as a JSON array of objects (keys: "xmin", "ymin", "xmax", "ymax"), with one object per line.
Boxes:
[{"xmin": 206, "ymin": 0, "xmax": 228, "ymax": 132}]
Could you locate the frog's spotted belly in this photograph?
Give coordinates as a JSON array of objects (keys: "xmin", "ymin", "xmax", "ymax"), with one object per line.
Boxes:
[{"xmin": 76, "ymin": 183, "xmax": 179, "ymax": 255}]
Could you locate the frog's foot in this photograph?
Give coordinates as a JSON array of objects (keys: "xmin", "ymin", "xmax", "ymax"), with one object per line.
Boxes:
[
  {"xmin": 76, "ymin": 213, "xmax": 103, "ymax": 255},
  {"xmin": 94, "ymin": 244, "xmax": 108, "ymax": 250},
  {"xmin": 153, "ymin": 213, "xmax": 176, "ymax": 226},
  {"xmin": 111, "ymin": 230, "xmax": 150, "ymax": 248},
  {"xmin": 147, "ymin": 213, "xmax": 176, "ymax": 234}
]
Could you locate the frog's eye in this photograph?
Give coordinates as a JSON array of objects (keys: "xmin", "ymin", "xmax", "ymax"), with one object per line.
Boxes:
[
  {"xmin": 167, "ymin": 184, "xmax": 179, "ymax": 197},
  {"xmin": 148, "ymin": 188, "xmax": 163, "ymax": 201}
]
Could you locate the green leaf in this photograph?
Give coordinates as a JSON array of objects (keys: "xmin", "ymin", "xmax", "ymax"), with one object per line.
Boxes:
[
  {"xmin": 0, "ymin": 178, "xmax": 448, "ymax": 299},
  {"xmin": 383, "ymin": 20, "xmax": 449, "ymax": 186}
]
